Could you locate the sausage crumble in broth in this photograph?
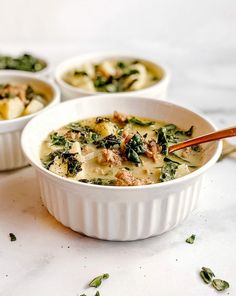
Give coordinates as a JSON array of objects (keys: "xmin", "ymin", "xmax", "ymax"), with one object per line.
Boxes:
[{"xmin": 40, "ymin": 112, "xmax": 203, "ymax": 186}]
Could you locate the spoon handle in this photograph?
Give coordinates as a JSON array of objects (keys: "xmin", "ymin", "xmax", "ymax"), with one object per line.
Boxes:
[{"xmin": 168, "ymin": 126, "xmax": 236, "ymax": 153}]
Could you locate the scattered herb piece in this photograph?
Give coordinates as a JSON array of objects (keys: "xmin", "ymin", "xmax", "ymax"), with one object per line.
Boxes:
[
  {"xmin": 212, "ymin": 279, "xmax": 230, "ymax": 291},
  {"xmin": 185, "ymin": 234, "xmax": 196, "ymax": 244},
  {"xmin": 9, "ymin": 233, "xmax": 16, "ymax": 241},
  {"xmin": 200, "ymin": 267, "xmax": 215, "ymax": 284},
  {"xmin": 95, "ymin": 292, "xmax": 100, "ymax": 296},
  {"xmin": 89, "ymin": 273, "xmax": 109, "ymax": 288},
  {"xmin": 127, "ymin": 117, "xmax": 155, "ymax": 126}
]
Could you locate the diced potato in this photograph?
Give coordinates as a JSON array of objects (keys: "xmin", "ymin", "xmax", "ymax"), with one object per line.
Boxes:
[
  {"xmin": 24, "ymin": 99, "xmax": 44, "ymax": 115},
  {"xmin": 93, "ymin": 121, "xmax": 117, "ymax": 137},
  {"xmin": 67, "ymin": 74, "xmax": 95, "ymax": 92},
  {"xmin": 82, "ymin": 63, "xmax": 95, "ymax": 78},
  {"xmin": 97, "ymin": 61, "xmax": 116, "ymax": 78},
  {"xmin": 49, "ymin": 156, "xmax": 68, "ymax": 177},
  {"xmin": 0, "ymin": 97, "xmax": 24, "ymax": 120},
  {"xmin": 69, "ymin": 142, "xmax": 82, "ymax": 154},
  {"xmin": 123, "ymin": 63, "xmax": 147, "ymax": 91},
  {"xmin": 175, "ymin": 164, "xmax": 190, "ymax": 179}
]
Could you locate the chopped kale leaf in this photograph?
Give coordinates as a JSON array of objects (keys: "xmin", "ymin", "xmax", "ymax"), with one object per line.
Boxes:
[
  {"xmin": 126, "ymin": 133, "xmax": 145, "ymax": 163},
  {"xmin": 160, "ymin": 160, "xmax": 179, "ymax": 182},
  {"xmin": 127, "ymin": 117, "xmax": 155, "ymax": 126},
  {"xmin": 157, "ymin": 124, "xmax": 194, "ymax": 155},
  {"xmin": 96, "ymin": 135, "xmax": 121, "ymax": 149}
]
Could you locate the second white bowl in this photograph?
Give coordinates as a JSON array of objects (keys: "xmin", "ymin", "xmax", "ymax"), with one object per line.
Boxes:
[
  {"xmin": 55, "ymin": 52, "xmax": 170, "ymax": 100},
  {"xmin": 0, "ymin": 72, "xmax": 60, "ymax": 171}
]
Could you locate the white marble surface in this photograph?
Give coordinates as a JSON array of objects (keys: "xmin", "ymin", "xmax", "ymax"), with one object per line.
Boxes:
[{"xmin": 1, "ymin": 0, "xmax": 236, "ymax": 294}]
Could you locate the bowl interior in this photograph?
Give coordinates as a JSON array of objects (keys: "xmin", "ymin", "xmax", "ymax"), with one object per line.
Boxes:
[
  {"xmin": 0, "ymin": 74, "xmax": 54, "ymax": 103},
  {"xmin": 56, "ymin": 53, "xmax": 167, "ymax": 94},
  {"xmin": 22, "ymin": 95, "xmax": 219, "ymax": 169}
]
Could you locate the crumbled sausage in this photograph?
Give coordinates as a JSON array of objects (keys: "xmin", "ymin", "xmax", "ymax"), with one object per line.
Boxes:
[
  {"xmin": 145, "ymin": 140, "xmax": 162, "ymax": 162},
  {"xmin": 0, "ymin": 84, "xmax": 28, "ymax": 103},
  {"xmin": 97, "ymin": 149, "xmax": 122, "ymax": 166},
  {"xmin": 115, "ymin": 170, "xmax": 153, "ymax": 186},
  {"xmin": 113, "ymin": 111, "xmax": 127, "ymax": 124}
]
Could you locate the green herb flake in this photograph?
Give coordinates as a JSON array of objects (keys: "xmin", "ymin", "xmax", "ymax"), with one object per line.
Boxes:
[
  {"xmin": 127, "ymin": 117, "xmax": 155, "ymax": 126},
  {"xmin": 95, "ymin": 291, "xmax": 100, "ymax": 296},
  {"xmin": 185, "ymin": 234, "xmax": 196, "ymax": 244},
  {"xmin": 200, "ymin": 267, "xmax": 215, "ymax": 284},
  {"xmin": 89, "ymin": 273, "xmax": 109, "ymax": 288},
  {"xmin": 212, "ymin": 279, "xmax": 230, "ymax": 291},
  {"xmin": 9, "ymin": 233, "xmax": 16, "ymax": 241}
]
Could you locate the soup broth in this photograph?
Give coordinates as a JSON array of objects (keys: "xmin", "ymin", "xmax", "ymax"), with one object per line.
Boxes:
[{"xmin": 40, "ymin": 111, "xmax": 203, "ymax": 186}]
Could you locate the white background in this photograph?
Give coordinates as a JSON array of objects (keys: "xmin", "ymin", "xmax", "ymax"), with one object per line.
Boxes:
[{"xmin": 1, "ymin": 0, "xmax": 236, "ymax": 111}]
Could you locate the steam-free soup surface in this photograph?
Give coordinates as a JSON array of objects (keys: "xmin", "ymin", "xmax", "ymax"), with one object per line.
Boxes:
[
  {"xmin": 40, "ymin": 112, "xmax": 203, "ymax": 186},
  {"xmin": 63, "ymin": 59, "xmax": 161, "ymax": 93}
]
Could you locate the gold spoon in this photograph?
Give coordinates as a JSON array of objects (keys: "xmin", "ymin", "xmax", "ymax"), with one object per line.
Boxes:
[{"xmin": 168, "ymin": 126, "xmax": 236, "ymax": 153}]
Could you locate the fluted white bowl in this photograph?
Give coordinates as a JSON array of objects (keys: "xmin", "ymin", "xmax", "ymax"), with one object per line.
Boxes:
[
  {"xmin": 55, "ymin": 52, "xmax": 170, "ymax": 100},
  {"xmin": 0, "ymin": 72, "xmax": 60, "ymax": 171},
  {"xmin": 21, "ymin": 95, "xmax": 221, "ymax": 241}
]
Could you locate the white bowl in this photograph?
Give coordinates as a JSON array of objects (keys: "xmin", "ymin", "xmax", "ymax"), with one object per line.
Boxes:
[
  {"xmin": 55, "ymin": 52, "xmax": 170, "ymax": 100},
  {"xmin": 0, "ymin": 72, "xmax": 60, "ymax": 171},
  {"xmin": 21, "ymin": 95, "xmax": 221, "ymax": 241}
]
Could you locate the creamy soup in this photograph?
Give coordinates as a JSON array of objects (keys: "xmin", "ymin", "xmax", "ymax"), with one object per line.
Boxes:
[
  {"xmin": 63, "ymin": 59, "xmax": 161, "ymax": 93},
  {"xmin": 40, "ymin": 111, "xmax": 203, "ymax": 186}
]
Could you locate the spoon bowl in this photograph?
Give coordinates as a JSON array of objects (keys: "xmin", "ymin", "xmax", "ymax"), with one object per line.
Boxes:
[{"xmin": 169, "ymin": 126, "xmax": 236, "ymax": 153}]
